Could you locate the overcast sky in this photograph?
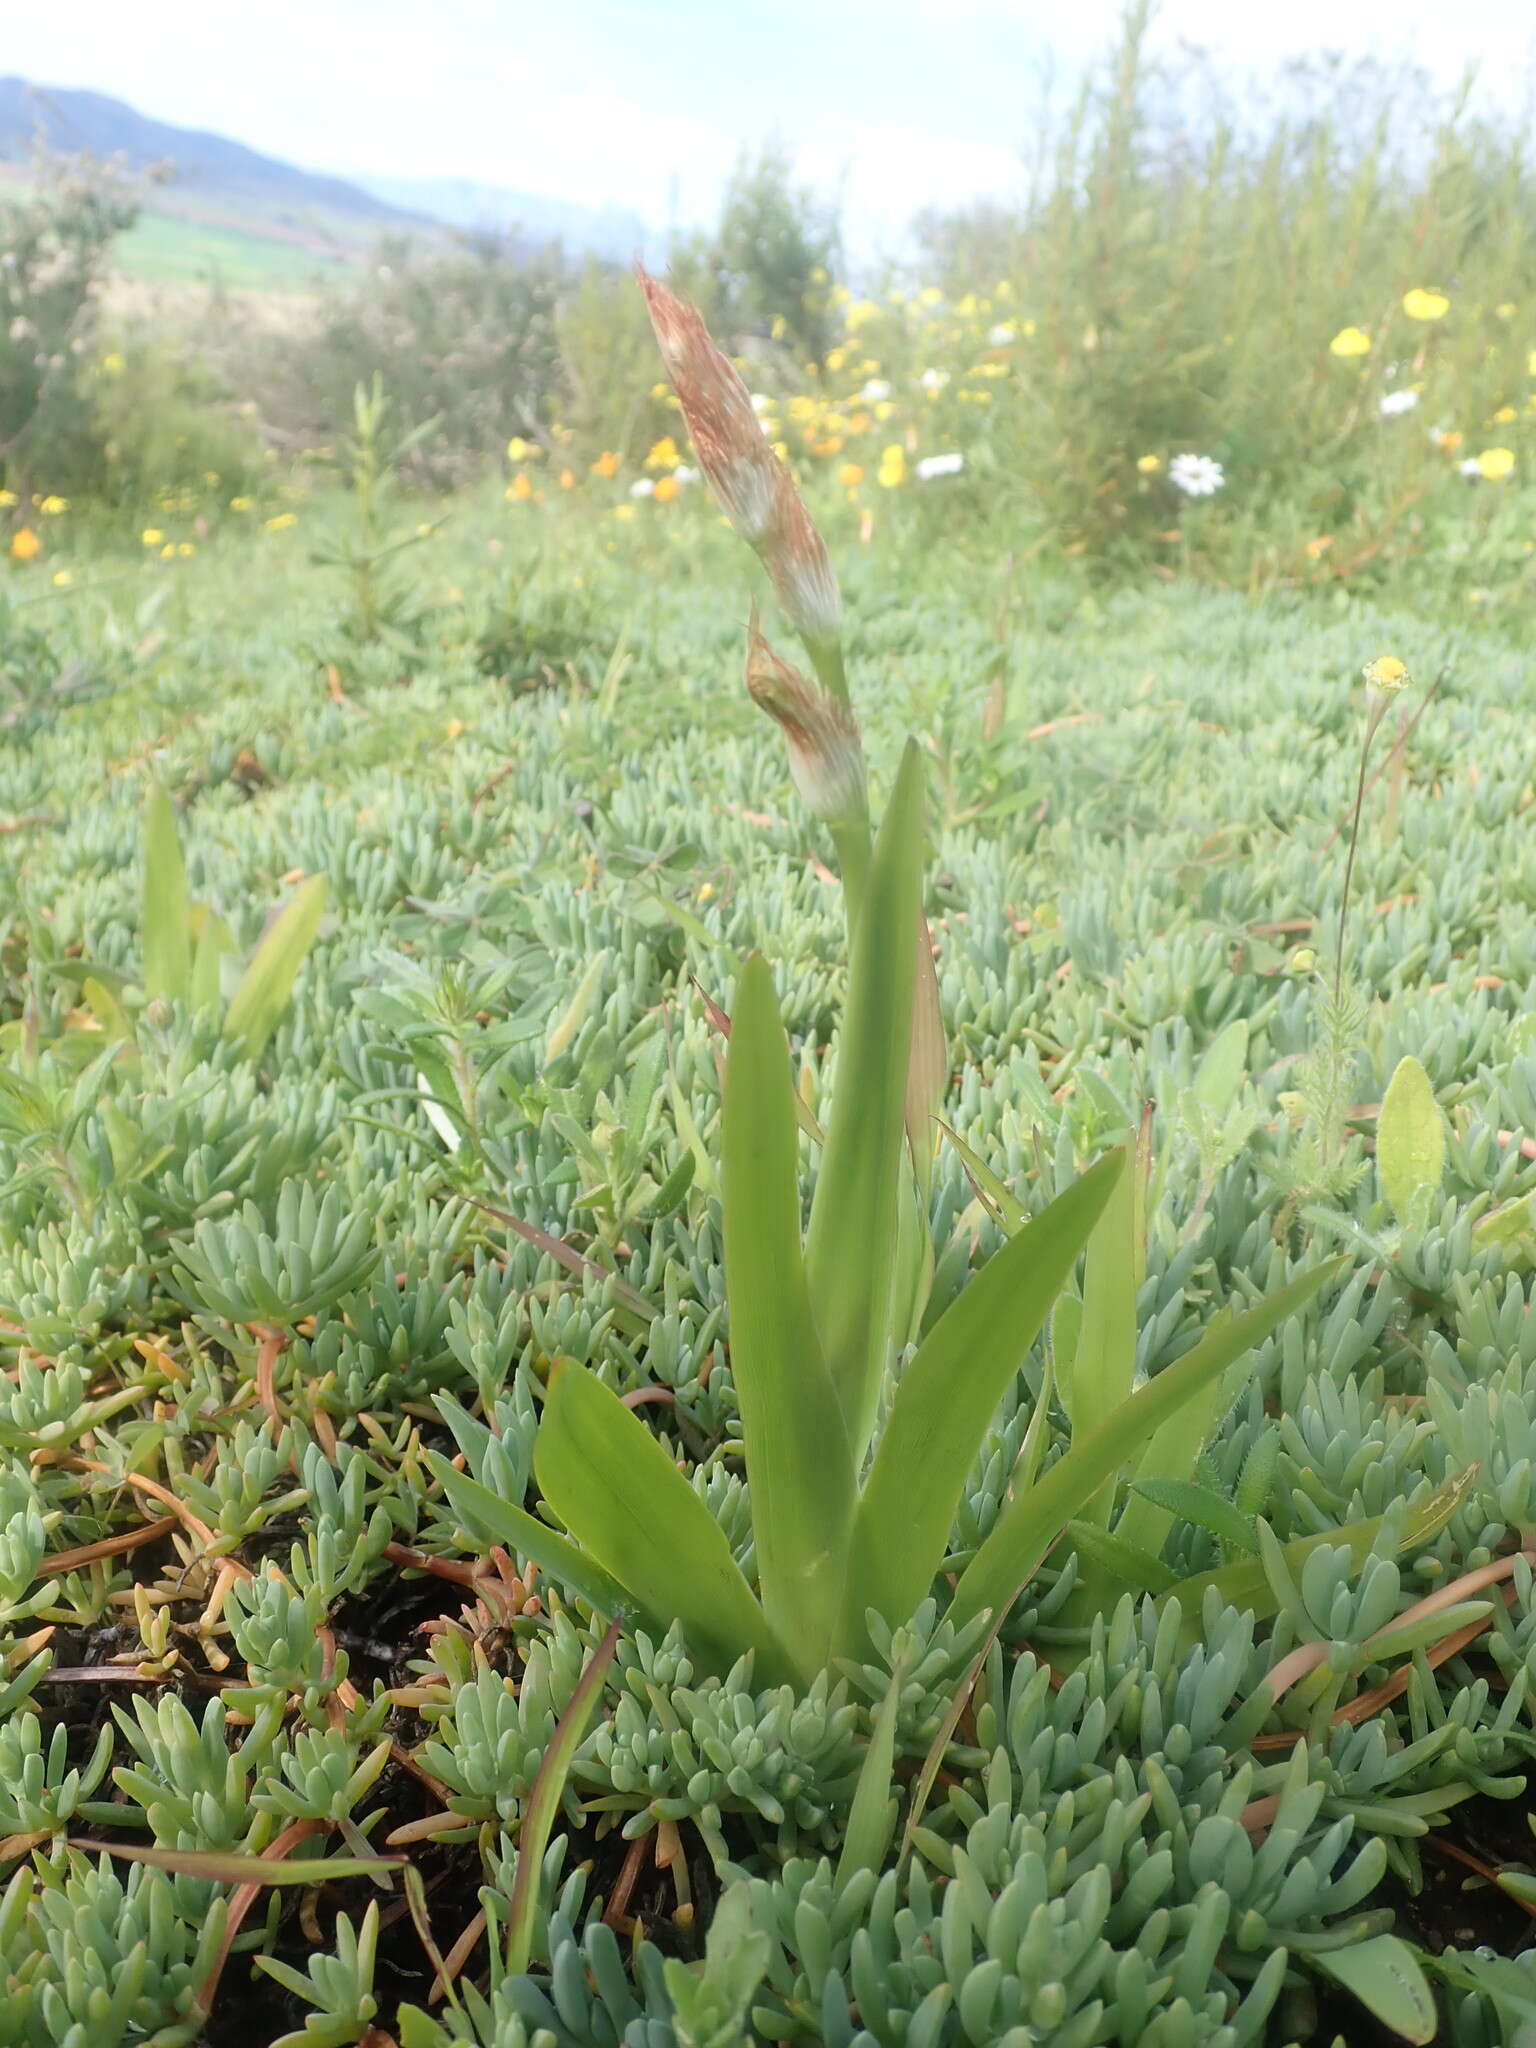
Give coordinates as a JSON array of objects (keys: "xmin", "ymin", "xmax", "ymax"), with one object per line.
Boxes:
[{"xmin": 7, "ymin": 1, "xmax": 1534, "ymax": 244}]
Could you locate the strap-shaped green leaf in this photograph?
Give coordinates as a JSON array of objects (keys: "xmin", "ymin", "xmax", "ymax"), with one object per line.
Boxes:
[
  {"xmin": 505, "ymin": 1617, "xmax": 622, "ymax": 1976},
  {"xmin": 842, "ymin": 1149, "xmax": 1123, "ymax": 1641},
  {"xmin": 950, "ymin": 1258, "xmax": 1345, "ymax": 1632},
  {"xmin": 1128, "ymin": 1476, "xmax": 1260, "ymax": 1555},
  {"xmin": 723, "ymin": 953, "xmax": 855, "ymax": 1677},
  {"xmin": 142, "ymin": 785, "xmax": 191, "ymax": 1003},
  {"xmin": 1164, "ymin": 1463, "xmax": 1478, "ymax": 1639},
  {"xmin": 425, "ymin": 1451, "xmax": 632, "ymax": 1621},
  {"xmin": 224, "ymin": 874, "xmax": 327, "ymax": 1059},
  {"xmin": 534, "ymin": 1362, "xmax": 793, "ymax": 1683},
  {"xmin": 1058, "ymin": 1144, "xmax": 1137, "ymax": 1531},
  {"xmin": 804, "ymin": 740, "xmax": 926, "ymax": 1457},
  {"xmin": 1304, "ymin": 1936, "xmax": 1437, "ymax": 2044},
  {"xmin": 835, "ymin": 1654, "xmax": 907, "ymax": 1889}
]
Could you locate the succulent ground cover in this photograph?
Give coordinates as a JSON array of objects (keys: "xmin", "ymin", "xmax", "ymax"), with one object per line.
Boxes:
[{"xmin": 3, "ymin": 443, "xmax": 1536, "ymax": 2048}]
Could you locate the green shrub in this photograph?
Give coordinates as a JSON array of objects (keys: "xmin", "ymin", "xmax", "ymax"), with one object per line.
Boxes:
[{"xmin": 256, "ymin": 230, "xmax": 565, "ymax": 486}]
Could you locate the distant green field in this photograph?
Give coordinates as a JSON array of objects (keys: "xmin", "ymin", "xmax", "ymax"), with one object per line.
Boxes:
[{"xmin": 112, "ymin": 206, "xmax": 355, "ymax": 289}]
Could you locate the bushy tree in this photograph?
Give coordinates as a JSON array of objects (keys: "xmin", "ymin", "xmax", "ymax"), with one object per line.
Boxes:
[
  {"xmin": 259, "ymin": 230, "xmax": 566, "ymax": 486},
  {"xmin": 710, "ymin": 139, "xmax": 841, "ymax": 362},
  {"xmin": 0, "ymin": 149, "xmax": 141, "ymax": 493}
]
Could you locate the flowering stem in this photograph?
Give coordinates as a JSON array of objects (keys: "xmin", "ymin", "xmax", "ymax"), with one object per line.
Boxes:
[
  {"xmin": 1333, "ymin": 701, "xmax": 1385, "ymax": 1008},
  {"xmin": 808, "ymin": 637, "xmax": 851, "ymax": 706},
  {"xmin": 831, "ymin": 818, "xmax": 872, "ymax": 931}
]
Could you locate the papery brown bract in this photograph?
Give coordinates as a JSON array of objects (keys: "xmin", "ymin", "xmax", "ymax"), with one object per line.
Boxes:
[
  {"xmin": 639, "ymin": 267, "xmax": 842, "ymax": 660},
  {"xmin": 744, "ymin": 610, "xmax": 866, "ymax": 827}
]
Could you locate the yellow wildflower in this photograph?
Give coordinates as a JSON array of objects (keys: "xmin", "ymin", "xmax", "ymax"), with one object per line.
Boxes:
[
  {"xmin": 229, "ymin": 496, "xmax": 253, "ymax": 511},
  {"xmin": 51, "ymin": 568, "xmax": 71, "ymax": 586},
  {"xmin": 1498, "ymin": 302, "xmax": 1516, "ymax": 318},
  {"xmin": 838, "ymin": 462, "xmax": 865, "ymax": 487},
  {"xmin": 140, "ymin": 528, "xmax": 164, "ymax": 546},
  {"xmin": 1137, "ymin": 454, "xmax": 1162, "ymax": 474},
  {"xmin": 263, "ymin": 512, "xmax": 297, "ymax": 532},
  {"xmin": 559, "ymin": 468, "xmax": 575, "ymax": 489},
  {"xmin": 506, "ymin": 436, "xmax": 539, "ymax": 462},
  {"xmin": 645, "ymin": 436, "xmax": 681, "ymax": 469},
  {"xmin": 592, "ymin": 450, "xmax": 622, "ymax": 479},
  {"xmin": 9, "ymin": 527, "xmax": 41, "ymax": 562},
  {"xmin": 614, "ymin": 503, "xmax": 638, "ymax": 522},
  {"xmin": 100, "ymin": 351, "xmax": 125, "ymax": 375},
  {"xmin": 825, "ymin": 347, "xmax": 847, "ymax": 371},
  {"xmin": 177, "ymin": 542, "xmax": 195, "ymax": 557},
  {"xmin": 1362, "ymin": 654, "xmax": 1409, "ymax": 692},
  {"xmin": 506, "ymin": 472, "xmax": 534, "ymax": 502},
  {"xmin": 1477, "ymin": 446, "xmax": 1515, "ymax": 481},
  {"xmin": 844, "ymin": 300, "xmax": 881, "ymax": 331},
  {"xmin": 1329, "ymin": 326, "xmax": 1371, "ymax": 358},
  {"xmin": 1305, "ymin": 535, "xmax": 1334, "ymax": 559},
  {"xmin": 0, "ymin": 490, "xmax": 14, "ymax": 507},
  {"xmin": 877, "ymin": 444, "xmax": 907, "ymax": 488},
  {"xmin": 652, "ymin": 474, "xmax": 679, "ymax": 504},
  {"xmin": 1401, "ymin": 288, "xmax": 1449, "ymax": 321},
  {"xmin": 37, "ymin": 495, "xmax": 67, "ymax": 516},
  {"xmin": 160, "ymin": 543, "xmax": 175, "ymax": 559},
  {"xmin": 1494, "ymin": 405, "xmax": 1517, "ymax": 424}
]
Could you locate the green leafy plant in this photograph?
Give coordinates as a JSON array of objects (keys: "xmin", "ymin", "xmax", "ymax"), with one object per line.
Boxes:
[
  {"xmin": 77, "ymin": 785, "xmax": 328, "ymax": 1060},
  {"xmin": 431, "ymin": 278, "xmax": 1338, "ymax": 1687},
  {"xmin": 310, "ymin": 376, "xmax": 441, "ymax": 656}
]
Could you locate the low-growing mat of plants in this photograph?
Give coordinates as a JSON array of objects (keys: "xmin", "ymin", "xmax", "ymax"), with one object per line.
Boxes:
[{"xmin": 6, "ymin": 323, "xmax": 1536, "ymax": 2046}]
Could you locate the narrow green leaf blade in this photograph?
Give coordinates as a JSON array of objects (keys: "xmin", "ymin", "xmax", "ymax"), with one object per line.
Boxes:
[
  {"xmin": 835, "ymin": 1656, "xmax": 907, "ymax": 1890},
  {"xmin": 67, "ymin": 1841, "xmax": 397, "ymax": 1886},
  {"xmin": 936, "ymin": 1119, "xmax": 1029, "ymax": 1231},
  {"xmin": 951, "ymin": 1258, "xmax": 1345, "ymax": 1632},
  {"xmin": 505, "ymin": 1617, "xmax": 621, "ymax": 1976},
  {"xmin": 534, "ymin": 1363, "xmax": 792, "ymax": 1682},
  {"xmin": 1378, "ymin": 1055, "xmax": 1445, "ymax": 1224},
  {"xmin": 1064, "ymin": 1518, "xmax": 1178, "ymax": 1593},
  {"xmin": 426, "ymin": 1451, "xmax": 633, "ymax": 1621},
  {"xmin": 1305, "ymin": 1936, "xmax": 1437, "ymax": 2045},
  {"xmin": 1112, "ymin": 1369, "xmax": 1234, "ymax": 1567},
  {"xmin": 723, "ymin": 953, "xmax": 855, "ymax": 1676},
  {"xmin": 805, "ymin": 740, "xmax": 926, "ymax": 1455},
  {"xmin": 844, "ymin": 1150, "xmax": 1123, "ymax": 1640},
  {"xmin": 142, "ymin": 785, "xmax": 191, "ymax": 1004},
  {"xmin": 189, "ymin": 906, "xmax": 235, "ymax": 1014},
  {"xmin": 1165, "ymin": 1464, "xmax": 1478, "ymax": 1637},
  {"xmin": 1128, "ymin": 1477, "xmax": 1259, "ymax": 1555},
  {"xmin": 1193, "ymin": 1019, "xmax": 1249, "ymax": 1112},
  {"xmin": 224, "ymin": 875, "xmax": 327, "ymax": 1059},
  {"xmin": 1058, "ymin": 1145, "xmax": 1137, "ymax": 1528}
]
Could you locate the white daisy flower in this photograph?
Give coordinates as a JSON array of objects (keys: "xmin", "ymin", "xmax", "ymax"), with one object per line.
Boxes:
[
  {"xmin": 1459, "ymin": 457, "xmax": 1484, "ymax": 479},
  {"xmin": 629, "ymin": 477, "xmax": 655, "ymax": 498},
  {"xmin": 1169, "ymin": 453, "xmax": 1225, "ymax": 497},
  {"xmin": 673, "ymin": 465, "xmax": 698, "ymax": 484},
  {"xmin": 749, "ymin": 393, "xmax": 772, "ymax": 415},
  {"xmin": 915, "ymin": 451, "xmax": 965, "ymax": 481},
  {"xmin": 859, "ymin": 378, "xmax": 892, "ymax": 403},
  {"xmin": 1379, "ymin": 389, "xmax": 1418, "ymax": 416},
  {"xmin": 919, "ymin": 367, "xmax": 950, "ymax": 395},
  {"xmin": 988, "ymin": 322, "xmax": 1016, "ymax": 345}
]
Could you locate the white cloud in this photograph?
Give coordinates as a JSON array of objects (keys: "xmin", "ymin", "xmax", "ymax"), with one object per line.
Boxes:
[{"xmin": 6, "ymin": 0, "xmax": 1536, "ymax": 248}]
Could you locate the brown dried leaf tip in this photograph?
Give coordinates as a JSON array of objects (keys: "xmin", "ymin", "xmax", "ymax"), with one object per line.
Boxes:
[{"xmin": 639, "ymin": 267, "xmax": 842, "ymax": 662}]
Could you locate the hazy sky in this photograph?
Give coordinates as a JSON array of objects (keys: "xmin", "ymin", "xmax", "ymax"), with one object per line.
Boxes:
[{"xmin": 7, "ymin": 1, "xmax": 1533, "ymax": 243}]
